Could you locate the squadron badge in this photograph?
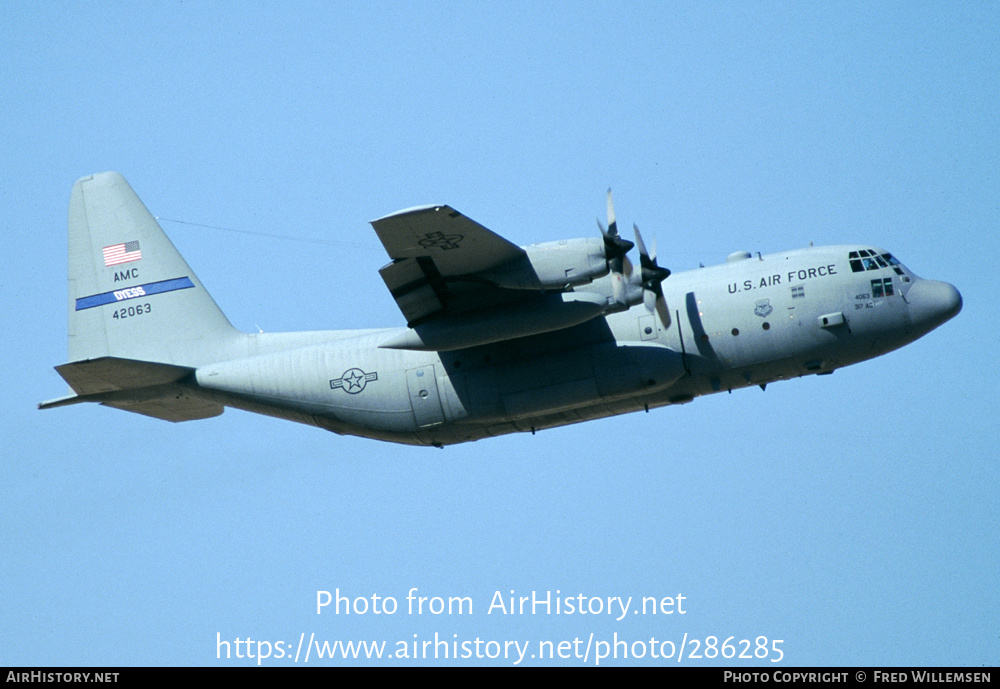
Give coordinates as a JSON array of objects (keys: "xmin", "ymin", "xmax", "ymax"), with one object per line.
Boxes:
[{"xmin": 754, "ymin": 299, "xmax": 773, "ymax": 318}]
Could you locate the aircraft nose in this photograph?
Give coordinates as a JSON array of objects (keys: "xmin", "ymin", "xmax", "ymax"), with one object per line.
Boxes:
[{"xmin": 907, "ymin": 279, "xmax": 962, "ymax": 330}]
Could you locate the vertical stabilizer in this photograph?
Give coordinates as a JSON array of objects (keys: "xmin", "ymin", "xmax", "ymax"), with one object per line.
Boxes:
[{"xmin": 67, "ymin": 172, "xmax": 240, "ymax": 366}]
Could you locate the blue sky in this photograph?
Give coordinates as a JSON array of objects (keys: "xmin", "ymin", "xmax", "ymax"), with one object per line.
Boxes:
[{"xmin": 3, "ymin": 1, "xmax": 997, "ymax": 666}]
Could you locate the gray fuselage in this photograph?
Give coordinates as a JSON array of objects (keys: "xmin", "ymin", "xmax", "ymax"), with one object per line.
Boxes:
[{"xmin": 192, "ymin": 244, "xmax": 961, "ymax": 446}]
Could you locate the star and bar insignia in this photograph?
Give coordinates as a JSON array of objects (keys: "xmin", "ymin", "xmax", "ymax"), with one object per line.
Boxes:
[
  {"xmin": 418, "ymin": 231, "xmax": 464, "ymax": 251},
  {"xmin": 330, "ymin": 368, "xmax": 378, "ymax": 394}
]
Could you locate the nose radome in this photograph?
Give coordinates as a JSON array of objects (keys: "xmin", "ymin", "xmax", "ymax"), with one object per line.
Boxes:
[{"xmin": 907, "ymin": 279, "xmax": 962, "ymax": 330}]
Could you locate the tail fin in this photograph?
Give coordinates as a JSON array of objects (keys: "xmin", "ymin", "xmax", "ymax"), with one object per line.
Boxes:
[
  {"xmin": 67, "ymin": 172, "xmax": 240, "ymax": 366},
  {"xmin": 42, "ymin": 173, "xmax": 241, "ymax": 421}
]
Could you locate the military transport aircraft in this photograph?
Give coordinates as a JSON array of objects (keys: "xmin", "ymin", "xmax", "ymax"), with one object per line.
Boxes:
[{"xmin": 40, "ymin": 172, "xmax": 962, "ymax": 446}]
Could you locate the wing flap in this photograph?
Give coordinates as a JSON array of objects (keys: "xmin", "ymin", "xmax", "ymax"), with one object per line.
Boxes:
[{"xmin": 378, "ymin": 257, "xmax": 448, "ymax": 324}]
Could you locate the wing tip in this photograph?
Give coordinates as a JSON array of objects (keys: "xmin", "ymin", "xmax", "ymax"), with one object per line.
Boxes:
[
  {"xmin": 38, "ymin": 394, "xmax": 83, "ymax": 410},
  {"xmin": 371, "ymin": 204, "xmax": 450, "ymax": 224}
]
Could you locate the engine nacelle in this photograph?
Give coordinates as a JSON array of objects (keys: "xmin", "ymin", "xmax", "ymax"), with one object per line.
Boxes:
[{"xmin": 479, "ymin": 237, "xmax": 608, "ymax": 290}]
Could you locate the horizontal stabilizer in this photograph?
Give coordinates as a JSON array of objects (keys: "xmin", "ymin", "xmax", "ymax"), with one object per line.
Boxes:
[
  {"xmin": 40, "ymin": 356, "xmax": 223, "ymax": 422},
  {"xmin": 101, "ymin": 396, "xmax": 223, "ymax": 422},
  {"xmin": 55, "ymin": 357, "xmax": 194, "ymax": 395}
]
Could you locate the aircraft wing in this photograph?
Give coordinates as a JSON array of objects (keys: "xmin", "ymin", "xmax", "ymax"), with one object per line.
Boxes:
[{"xmin": 371, "ymin": 205, "xmax": 529, "ymax": 325}]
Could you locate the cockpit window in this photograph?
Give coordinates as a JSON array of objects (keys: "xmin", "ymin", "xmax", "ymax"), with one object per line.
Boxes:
[
  {"xmin": 849, "ymin": 249, "xmax": 904, "ymax": 275},
  {"xmin": 881, "ymin": 253, "xmax": 904, "ymax": 275},
  {"xmin": 872, "ymin": 277, "xmax": 894, "ymax": 298}
]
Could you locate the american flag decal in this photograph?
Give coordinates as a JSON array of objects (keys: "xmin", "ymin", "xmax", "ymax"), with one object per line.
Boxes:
[{"xmin": 103, "ymin": 241, "xmax": 142, "ymax": 266}]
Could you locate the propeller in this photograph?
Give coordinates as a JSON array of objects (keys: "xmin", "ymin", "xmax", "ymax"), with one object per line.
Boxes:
[
  {"xmin": 597, "ymin": 189, "xmax": 633, "ymax": 306},
  {"xmin": 633, "ymin": 223, "xmax": 672, "ymax": 328},
  {"xmin": 597, "ymin": 189, "xmax": 633, "ymax": 274}
]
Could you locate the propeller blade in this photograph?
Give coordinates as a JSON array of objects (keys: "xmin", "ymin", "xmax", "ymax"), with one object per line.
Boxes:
[
  {"xmin": 606, "ymin": 189, "xmax": 618, "ymax": 238},
  {"xmin": 643, "ymin": 287, "xmax": 657, "ymax": 312},
  {"xmin": 655, "ymin": 294, "xmax": 672, "ymax": 329},
  {"xmin": 633, "ymin": 223, "xmax": 671, "ymax": 327},
  {"xmin": 612, "ymin": 271, "xmax": 626, "ymax": 305},
  {"xmin": 634, "ymin": 224, "xmax": 670, "ymax": 287},
  {"xmin": 633, "ymin": 223, "xmax": 651, "ymax": 266},
  {"xmin": 598, "ymin": 190, "xmax": 633, "ymax": 275}
]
